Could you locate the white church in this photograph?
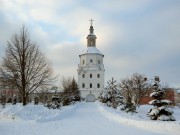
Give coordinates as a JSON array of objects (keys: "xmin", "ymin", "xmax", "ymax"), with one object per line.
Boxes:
[{"xmin": 77, "ymin": 20, "xmax": 105, "ymax": 102}]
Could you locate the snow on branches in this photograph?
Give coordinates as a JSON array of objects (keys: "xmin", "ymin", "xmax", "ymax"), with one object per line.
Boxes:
[
  {"xmin": 148, "ymin": 77, "xmax": 175, "ymax": 121},
  {"xmin": 99, "ymin": 78, "xmax": 123, "ymax": 108}
]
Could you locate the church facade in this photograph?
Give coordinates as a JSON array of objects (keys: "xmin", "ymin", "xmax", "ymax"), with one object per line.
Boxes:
[{"xmin": 77, "ymin": 21, "xmax": 105, "ymax": 102}]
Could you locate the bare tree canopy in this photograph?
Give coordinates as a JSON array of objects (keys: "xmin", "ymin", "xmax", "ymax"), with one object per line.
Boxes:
[
  {"xmin": 60, "ymin": 76, "xmax": 72, "ymax": 91},
  {"xmin": 0, "ymin": 26, "xmax": 55, "ymax": 105},
  {"xmin": 119, "ymin": 73, "xmax": 150, "ymax": 109}
]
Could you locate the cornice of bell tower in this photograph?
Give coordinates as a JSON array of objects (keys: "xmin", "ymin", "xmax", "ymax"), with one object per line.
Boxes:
[{"xmin": 87, "ymin": 18, "xmax": 97, "ymax": 47}]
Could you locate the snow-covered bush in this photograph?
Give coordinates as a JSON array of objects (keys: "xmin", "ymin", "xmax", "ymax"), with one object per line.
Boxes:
[
  {"xmin": 120, "ymin": 98, "xmax": 137, "ymax": 113},
  {"xmin": 44, "ymin": 95, "xmax": 62, "ymax": 109},
  {"xmin": 148, "ymin": 77, "xmax": 175, "ymax": 121},
  {"xmin": 44, "ymin": 100, "xmax": 62, "ymax": 109},
  {"xmin": 99, "ymin": 78, "xmax": 123, "ymax": 108}
]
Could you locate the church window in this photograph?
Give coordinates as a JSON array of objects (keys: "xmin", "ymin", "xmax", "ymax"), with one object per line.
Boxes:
[
  {"xmin": 82, "ymin": 83, "xmax": 85, "ymax": 88},
  {"xmin": 90, "ymin": 59, "xmax": 93, "ymax": 63},
  {"xmin": 82, "ymin": 74, "xmax": 85, "ymax": 78},
  {"xmin": 90, "ymin": 74, "xmax": 92, "ymax": 78},
  {"xmin": 97, "ymin": 83, "xmax": 100, "ymax": 88},
  {"xmin": 97, "ymin": 74, "xmax": 100, "ymax": 78},
  {"xmin": 90, "ymin": 83, "xmax": 92, "ymax": 88},
  {"xmin": 83, "ymin": 60, "xmax": 85, "ymax": 64}
]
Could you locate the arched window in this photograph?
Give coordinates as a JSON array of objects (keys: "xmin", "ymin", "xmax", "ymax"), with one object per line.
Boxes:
[
  {"xmin": 90, "ymin": 74, "xmax": 92, "ymax": 78},
  {"xmin": 82, "ymin": 83, "xmax": 85, "ymax": 88},
  {"xmin": 82, "ymin": 74, "xmax": 85, "ymax": 78},
  {"xmin": 97, "ymin": 83, "xmax": 100, "ymax": 88},
  {"xmin": 90, "ymin": 59, "xmax": 93, "ymax": 63},
  {"xmin": 97, "ymin": 74, "xmax": 100, "ymax": 78},
  {"xmin": 90, "ymin": 83, "xmax": 92, "ymax": 88}
]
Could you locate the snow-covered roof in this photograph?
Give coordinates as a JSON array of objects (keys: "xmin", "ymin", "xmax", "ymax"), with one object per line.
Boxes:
[{"xmin": 80, "ymin": 47, "xmax": 103, "ymax": 55}]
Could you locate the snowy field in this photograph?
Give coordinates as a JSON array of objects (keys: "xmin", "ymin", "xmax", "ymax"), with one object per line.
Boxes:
[{"xmin": 0, "ymin": 102, "xmax": 180, "ymax": 135}]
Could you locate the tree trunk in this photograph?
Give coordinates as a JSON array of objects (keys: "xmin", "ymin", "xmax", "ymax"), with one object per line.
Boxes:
[
  {"xmin": 22, "ymin": 87, "xmax": 27, "ymax": 106},
  {"xmin": 23, "ymin": 96, "xmax": 27, "ymax": 106}
]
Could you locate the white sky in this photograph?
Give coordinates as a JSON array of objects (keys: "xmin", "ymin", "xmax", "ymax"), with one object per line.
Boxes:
[{"xmin": 0, "ymin": 0, "xmax": 180, "ymax": 87}]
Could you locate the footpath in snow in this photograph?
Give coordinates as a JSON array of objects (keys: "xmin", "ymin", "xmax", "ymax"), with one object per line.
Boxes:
[{"xmin": 0, "ymin": 102, "xmax": 179, "ymax": 135}]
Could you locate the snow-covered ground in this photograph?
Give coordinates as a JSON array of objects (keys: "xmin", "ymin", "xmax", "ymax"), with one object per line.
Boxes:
[{"xmin": 0, "ymin": 102, "xmax": 179, "ymax": 135}]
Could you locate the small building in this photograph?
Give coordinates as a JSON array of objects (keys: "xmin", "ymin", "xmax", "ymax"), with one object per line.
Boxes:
[{"xmin": 0, "ymin": 75, "xmax": 20, "ymax": 103}]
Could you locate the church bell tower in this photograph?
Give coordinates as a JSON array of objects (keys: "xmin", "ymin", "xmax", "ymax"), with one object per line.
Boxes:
[
  {"xmin": 77, "ymin": 19, "xmax": 105, "ymax": 102},
  {"xmin": 87, "ymin": 20, "xmax": 96, "ymax": 47}
]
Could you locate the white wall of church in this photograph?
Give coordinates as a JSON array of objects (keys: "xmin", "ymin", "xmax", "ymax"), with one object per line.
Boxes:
[
  {"xmin": 78, "ymin": 53, "xmax": 105, "ymax": 100},
  {"xmin": 78, "ymin": 70, "xmax": 104, "ymax": 90}
]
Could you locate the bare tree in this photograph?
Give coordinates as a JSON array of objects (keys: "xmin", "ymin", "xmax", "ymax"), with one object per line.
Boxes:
[
  {"xmin": 131, "ymin": 73, "xmax": 150, "ymax": 107},
  {"xmin": 0, "ymin": 26, "xmax": 55, "ymax": 106},
  {"xmin": 119, "ymin": 73, "xmax": 150, "ymax": 111},
  {"xmin": 119, "ymin": 78, "xmax": 134, "ymax": 109}
]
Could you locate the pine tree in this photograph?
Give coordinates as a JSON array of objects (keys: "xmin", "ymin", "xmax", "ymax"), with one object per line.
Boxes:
[
  {"xmin": 71, "ymin": 78, "xmax": 81, "ymax": 102},
  {"xmin": 148, "ymin": 76, "xmax": 175, "ymax": 121},
  {"xmin": 62, "ymin": 77, "xmax": 81, "ymax": 106},
  {"xmin": 99, "ymin": 78, "xmax": 123, "ymax": 108},
  {"xmin": 62, "ymin": 84, "xmax": 72, "ymax": 105}
]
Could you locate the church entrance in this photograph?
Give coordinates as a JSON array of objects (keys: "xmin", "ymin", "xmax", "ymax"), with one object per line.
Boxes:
[{"xmin": 86, "ymin": 94, "xmax": 96, "ymax": 102}]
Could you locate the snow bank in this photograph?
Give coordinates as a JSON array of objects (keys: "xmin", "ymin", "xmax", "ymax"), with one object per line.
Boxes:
[
  {"xmin": 0, "ymin": 103, "xmax": 78, "ymax": 122},
  {"xmin": 0, "ymin": 102, "xmax": 180, "ymax": 135},
  {"xmin": 97, "ymin": 102, "xmax": 180, "ymax": 135}
]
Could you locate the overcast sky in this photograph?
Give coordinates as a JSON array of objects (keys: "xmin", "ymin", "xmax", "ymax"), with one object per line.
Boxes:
[{"xmin": 0, "ymin": 0, "xmax": 180, "ymax": 88}]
